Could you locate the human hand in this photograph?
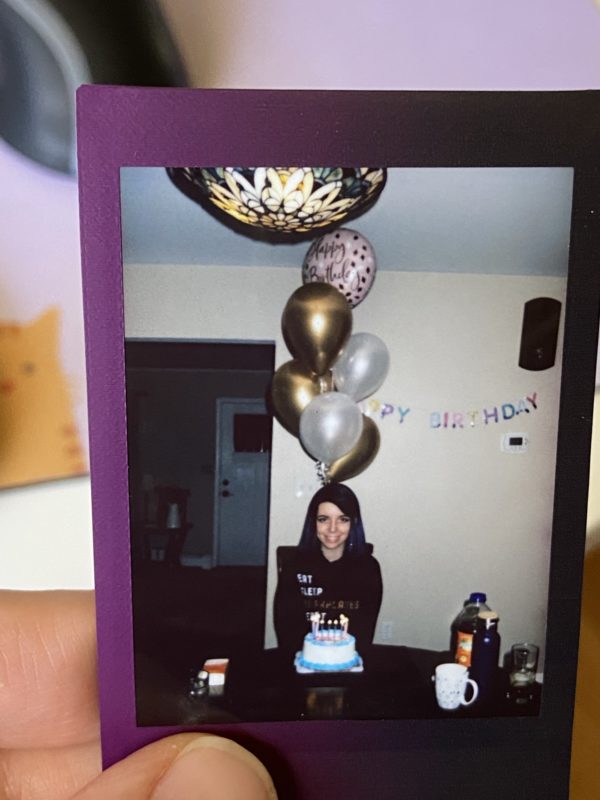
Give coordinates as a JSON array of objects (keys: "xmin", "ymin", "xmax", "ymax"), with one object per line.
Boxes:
[{"xmin": 0, "ymin": 590, "xmax": 277, "ymax": 799}]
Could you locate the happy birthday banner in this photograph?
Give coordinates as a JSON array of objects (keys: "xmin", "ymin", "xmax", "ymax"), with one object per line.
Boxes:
[{"xmin": 359, "ymin": 392, "xmax": 540, "ymax": 429}]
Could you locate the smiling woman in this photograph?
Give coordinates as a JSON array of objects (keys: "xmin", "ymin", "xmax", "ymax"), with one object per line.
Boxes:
[
  {"xmin": 273, "ymin": 483, "xmax": 383, "ymax": 660},
  {"xmin": 316, "ymin": 501, "xmax": 352, "ymax": 561}
]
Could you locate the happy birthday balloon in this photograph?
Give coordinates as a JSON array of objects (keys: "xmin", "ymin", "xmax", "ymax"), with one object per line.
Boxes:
[{"xmin": 302, "ymin": 228, "xmax": 376, "ymax": 308}]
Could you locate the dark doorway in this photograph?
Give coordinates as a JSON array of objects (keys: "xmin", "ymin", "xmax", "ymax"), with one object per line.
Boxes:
[{"xmin": 124, "ymin": 339, "xmax": 275, "ymax": 724}]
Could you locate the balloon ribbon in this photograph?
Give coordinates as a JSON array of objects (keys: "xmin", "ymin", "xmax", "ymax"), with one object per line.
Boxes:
[{"xmin": 316, "ymin": 461, "xmax": 330, "ymax": 486}]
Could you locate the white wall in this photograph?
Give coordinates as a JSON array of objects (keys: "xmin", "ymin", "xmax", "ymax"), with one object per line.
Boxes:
[
  {"xmin": 160, "ymin": 0, "xmax": 600, "ymax": 91},
  {"xmin": 124, "ymin": 263, "xmax": 565, "ymax": 662},
  {"xmin": 0, "ymin": 476, "xmax": 93, "ymax": 589}
]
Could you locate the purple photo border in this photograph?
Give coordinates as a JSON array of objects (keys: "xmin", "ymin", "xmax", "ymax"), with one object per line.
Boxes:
[{"xmin": 77, "ymin": 87, "xmax": 600, "ymax": 799}]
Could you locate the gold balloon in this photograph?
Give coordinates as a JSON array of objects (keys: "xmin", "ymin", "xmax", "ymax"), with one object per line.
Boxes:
[
  {"xmin": 282, "ymin": 283, "xmax": 352, "ymax": 376},
  {"xmin": 271, "ymin": 360, "xmax": 333, "ymax": 436},
  {"xmin": 327, "ymin": 415, "xmax": 380, "ymax": 482}
]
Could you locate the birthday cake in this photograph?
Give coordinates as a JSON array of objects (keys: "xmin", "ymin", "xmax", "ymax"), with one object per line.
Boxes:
[{"xmin": 295, "ymin": 613, "xmax": 362, "ymax": 672}]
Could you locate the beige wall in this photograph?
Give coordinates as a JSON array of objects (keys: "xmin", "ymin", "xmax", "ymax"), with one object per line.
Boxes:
[{"xmin": 124, "ymin": 263, "xmax": 565, "ymax": 661}]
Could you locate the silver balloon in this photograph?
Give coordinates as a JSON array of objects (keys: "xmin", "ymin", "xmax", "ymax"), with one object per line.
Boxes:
[
  {"xmin": 332, "ymin": 332, "xmax": 390, "ymax": 402},
  {"xmin": 299, "ymin": 392, "xmax": 363, "ymax": 465}
]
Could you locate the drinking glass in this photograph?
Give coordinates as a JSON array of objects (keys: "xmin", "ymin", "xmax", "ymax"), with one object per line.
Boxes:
[{"xmin": 510, "ymin": 643, "xmax": 539, "ymax": 686}]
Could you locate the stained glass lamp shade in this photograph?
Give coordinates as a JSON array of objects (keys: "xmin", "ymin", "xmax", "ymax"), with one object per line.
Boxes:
[{"xmin": 167, "ymin": 167, "xmax": 386, "ymax": 241}]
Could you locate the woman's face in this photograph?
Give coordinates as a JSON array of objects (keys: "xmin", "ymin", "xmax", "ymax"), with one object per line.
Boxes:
[{"xmin": 316, "ymin": 501, "xmax": 351, "ymax": 561}]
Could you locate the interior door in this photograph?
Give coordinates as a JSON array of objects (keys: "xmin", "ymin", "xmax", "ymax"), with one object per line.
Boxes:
[{"xmin": 213, "ymin": 398, "xmax": 271, "ymax": 566}]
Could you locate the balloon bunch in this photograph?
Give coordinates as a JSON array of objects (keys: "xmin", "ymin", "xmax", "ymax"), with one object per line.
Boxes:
[{"xmin": 271, "ymin": 229, "xmax": 390, "ymax": 484}]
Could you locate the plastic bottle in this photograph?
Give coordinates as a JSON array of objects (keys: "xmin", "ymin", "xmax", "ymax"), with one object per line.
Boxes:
[
  {"xmin": 451, "ymin": 592, "xmax": 491, "ymax": 667},
  {"xmin": 470, "ymin": 611, "xmax": 501, "ymax": 708}
]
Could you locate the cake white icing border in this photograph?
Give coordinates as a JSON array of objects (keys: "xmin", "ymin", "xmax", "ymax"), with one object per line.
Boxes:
[{"xmin": 294, "ymin": 652, "xmax": 364, "ymax": 673}]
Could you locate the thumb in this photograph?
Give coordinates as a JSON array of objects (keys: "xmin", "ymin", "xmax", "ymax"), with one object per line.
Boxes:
[{"xmin": 73, "ymin": 733, "xmax": 278, "ymax": 800}]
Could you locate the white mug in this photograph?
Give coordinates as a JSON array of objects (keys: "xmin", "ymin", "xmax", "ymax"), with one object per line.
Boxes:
[{"xmin": 433, "ymin": 663, "xmax": 478, "ymax": 710}]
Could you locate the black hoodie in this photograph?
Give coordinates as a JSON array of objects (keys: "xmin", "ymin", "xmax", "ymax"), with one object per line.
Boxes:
[{"xmin": 273, "ymin": 547, "xmax": 383, "ymax": 657}]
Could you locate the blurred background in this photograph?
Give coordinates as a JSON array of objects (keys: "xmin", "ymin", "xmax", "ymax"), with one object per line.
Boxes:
[{"xmin": 0, "ymin": 0, "xmax": 599, "ymax": 795}]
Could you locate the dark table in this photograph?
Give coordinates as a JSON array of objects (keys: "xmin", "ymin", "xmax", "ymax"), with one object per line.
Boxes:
[{"xmin": 142, "ymin": 644, "xmax": 541, "ymax": 726}]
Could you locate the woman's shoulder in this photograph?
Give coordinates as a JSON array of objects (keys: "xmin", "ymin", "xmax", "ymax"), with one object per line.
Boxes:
[
  {"xmin": 277, "ymin": 546, "xmax": 380, "ymax": 573},
  {"xmin": 345, "ymin": 550, "xmax": 381, "ymax": 570},
  {"xmin": 354, "ymin": 553, "xmax": 382, "ymax": 582},
  {"xmin": 277, "ymin": 545, "xmax": 319, "ymax": 572},
  {"xmin": 347, "ymin": 552, "xmax": 382, "ymax": 594},
  {"xmin": 350, "ymin": 542, "xmax": 378, "ymax": 560}
]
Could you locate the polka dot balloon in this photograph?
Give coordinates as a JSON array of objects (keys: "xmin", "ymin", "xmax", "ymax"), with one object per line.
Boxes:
[{"xmin": 302, "ymin": 228, "xmax": 376, "ymax": 308}]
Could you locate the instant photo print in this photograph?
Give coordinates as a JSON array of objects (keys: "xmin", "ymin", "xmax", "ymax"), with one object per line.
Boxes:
[{"xmin": 77, "ymin": 88, "xmax": 600, "ymax": 799}]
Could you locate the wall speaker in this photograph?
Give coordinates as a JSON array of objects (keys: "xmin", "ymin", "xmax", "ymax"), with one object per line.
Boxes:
[{"xmin": 518, "ymin": 297, "xmax": 562, "ymax": 371}]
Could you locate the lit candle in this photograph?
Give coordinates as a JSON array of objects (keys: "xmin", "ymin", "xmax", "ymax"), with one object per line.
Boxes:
[{"xmin": 310, "ymin": 611, "xmax": 320, "ymax": 638}]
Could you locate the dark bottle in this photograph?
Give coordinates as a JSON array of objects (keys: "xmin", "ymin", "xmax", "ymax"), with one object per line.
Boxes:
[
  {"xmin": 469, "ymin": 611, "xmax": 501, "ymax": 708},
  {"xmin": 451, "ymin": 592, "xmax": 490, "ymax": 666}
]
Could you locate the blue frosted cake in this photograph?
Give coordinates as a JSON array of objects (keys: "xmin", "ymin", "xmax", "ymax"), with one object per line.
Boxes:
[{"xmin": 296, "ymin": 613, "xmax": 361, "ymax": 671}]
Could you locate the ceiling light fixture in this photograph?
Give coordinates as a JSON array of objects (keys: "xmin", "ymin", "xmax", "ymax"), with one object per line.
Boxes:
[{"xmin": 167, "ymin": 166, "xmax": 386, "ymax": 241}]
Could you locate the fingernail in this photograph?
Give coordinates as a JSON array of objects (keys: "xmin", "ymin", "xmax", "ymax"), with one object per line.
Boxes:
[{"xmin": 150, "ymin": 735, "xmax": 277, "ymax": 800}]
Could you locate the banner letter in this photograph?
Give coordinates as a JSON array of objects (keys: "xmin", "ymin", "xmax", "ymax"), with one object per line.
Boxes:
[
  {"xmin": 516, "ymin": 399, "xmax": 529, "ymax": 415},
  {"xmin": 381, "ymin": 403, "xmax": 394, "ymax": 419},
  {"xmin": 502, "ymin": 403, "xmax": 515, "ymax": 420},
  {"xmin": 398, "ymin": 407, "xmax": 411, "ymax": 423},
  {"xmin": 526, "ymin": 392, "xmax": 538, "ymax": 410},
  {"xmin": 368, "ymin": 398, "xmax": 381, "ymax": 414},
  {"xmin": 483, "ymin": 407, "xmax": 499, "ymax": 425}
]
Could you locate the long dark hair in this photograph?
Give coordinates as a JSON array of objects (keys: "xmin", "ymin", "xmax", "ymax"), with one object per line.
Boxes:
[{"xmin": 298, "ymin": 483, "xmax": 368, "ymax": 557}]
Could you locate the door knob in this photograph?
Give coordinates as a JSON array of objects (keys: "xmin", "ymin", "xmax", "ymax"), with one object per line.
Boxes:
[{"xmin": 221, "ymin": 490, "xmax": 232, "ymax": 498}]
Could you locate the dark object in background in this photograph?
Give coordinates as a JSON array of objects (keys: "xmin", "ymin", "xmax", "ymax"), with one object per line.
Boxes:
[
  {"xmin": 0, "ymin": 0, "xmax": 186, "ymax": 173},
  {"xmin": 470, "ymin": 611, "xmax": 501, "ymax": 709},
  {"xmin": 233, "ymin": 413, "xmax": 272, "ymax": 453},
  {"xmin": 518, "ymin": 296, "xmax": 562, "ymax": 371},
  {"xmin": 154, "ymin": 485, "xmax": 192, "ymax": 567}
]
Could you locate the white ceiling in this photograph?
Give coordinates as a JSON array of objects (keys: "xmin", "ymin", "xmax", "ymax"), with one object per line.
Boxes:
[{"xmin": 120, "ymin": 166, "xmax": 573, "ymax": 276}]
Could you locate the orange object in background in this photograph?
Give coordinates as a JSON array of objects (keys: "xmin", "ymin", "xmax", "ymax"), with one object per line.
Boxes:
[
  {"xmin": 202, "ymin": 659, "xmax": 229, "ymax": 696},
  {"xmin": 570, "ymin": 543, "xmax": 600, "ymax": 799},
  {"xmin": 0, "ymin": 308, "xmax": 86, "ymax": 488}
]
